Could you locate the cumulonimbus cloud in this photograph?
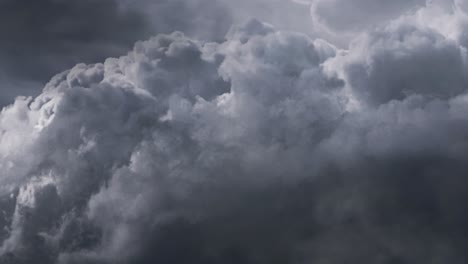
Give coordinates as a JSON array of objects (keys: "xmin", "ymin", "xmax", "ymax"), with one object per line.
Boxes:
[{"xmin": 2, "ymin": 1, "xmax": 468, "ymax": 264}]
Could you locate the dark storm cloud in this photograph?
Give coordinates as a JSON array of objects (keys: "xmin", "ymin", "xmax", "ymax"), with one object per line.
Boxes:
[
  {"xmin": 333, "ymin": 20, "xmax": 468, "ymax": 106},
  {"xmin": 0, "ymin": 0, "xmax": 309, "ymax": 107},
  {"xmin": 2, "ymin": 1, "xmax": 468, "ymax": 264},
  {"xmin": 0, "ymin": 0, "xmax": 150, "ymax": 106}
]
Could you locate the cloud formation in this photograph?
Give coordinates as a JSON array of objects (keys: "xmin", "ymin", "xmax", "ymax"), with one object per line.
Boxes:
[
  {"xmin": 0, "ymin": 0, "xmax": 312, "ymax": 107},
  {"xmin": 2, "ymin": 1, "xmax": 468, "ymax": 264},
  {"xmin": 310, "ymin": 0, "xmax": 425, "ymax": 32},
  {"xmin": 0, "ymin": 0, "xmax": 153, "ymax": 106}
]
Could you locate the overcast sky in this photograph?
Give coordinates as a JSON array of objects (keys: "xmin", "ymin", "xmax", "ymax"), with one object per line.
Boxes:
[{"xmin": 2, "ymin": 0, "xmax": 468, "ymax": 263}]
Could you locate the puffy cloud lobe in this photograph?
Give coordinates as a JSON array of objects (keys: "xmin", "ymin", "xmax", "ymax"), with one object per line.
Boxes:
[
  {"xmin": 323, "ymin": 1, "xmax": 468, "ymax": 108},
  {"xmin": 2, "ymin": 6, "xmax": 468, "ymax": 264},
  {"xmin": 330, "ymin": 19, "xmax": 468, "ymax": 106},
  {"xmin": 418, "ymin": 0, "xmax": 468, "ymax": 48}
]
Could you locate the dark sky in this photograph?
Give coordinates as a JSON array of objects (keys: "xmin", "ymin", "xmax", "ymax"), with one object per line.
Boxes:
[
  {"xmin": 0, "ymin": 0, "xmax": 234, "ymax": 106},
  {"xmin": 2, "ymin": 1, "xmax": 468, "ymax": 264},
  {"xmin": 0, "ymin": 0, "xmax": 149, "ymax": 105}
]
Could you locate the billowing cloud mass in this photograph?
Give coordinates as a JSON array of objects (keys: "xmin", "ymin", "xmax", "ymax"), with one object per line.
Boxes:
[
  {"xmin": 2, "ymin": 0, "xmax": 468, "ymax": 263},
  {"xmin": 0, "ymin": 0, "xmax": 151, "ymax": 106}
]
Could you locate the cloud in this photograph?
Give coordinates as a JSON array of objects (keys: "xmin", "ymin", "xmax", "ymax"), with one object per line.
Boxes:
[
  {"xmin": 0, "ymin": 19, "xmax": 345, "ymax": 263},
  {"xmin": 0, "ymin": 0, "xmax": 314, "ymax": 108},
  {"xmin": 306, "ymin": 0, "xmax": 468, "ymax": 46},
  {"xmin": 328, "ymin": 17, "xmax": 468, "ymax": 106},
  {"xmin": 0, "ymin": 0, "xmax": 151, "ymax": 106},
  {"xmin": 2, "ymin": 2, "xmax": 468, "ymax": 264},
  {"xmin": 118, "ymin": 0, "xmax": 234, "ymax": 40},
  {"xmin": 310, "ymin": 0, "xmax": 425, "ymax": 33}
]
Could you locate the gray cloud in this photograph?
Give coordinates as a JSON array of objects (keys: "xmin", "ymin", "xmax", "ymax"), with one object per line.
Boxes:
[
  {"xmin": 0, "ymin": 0, "xmax": 151, "ymax": 106},
  {"xmin": 0, "ymin": 0, "xmax": 147, "ymax": 73},
  {"xmin": 331, "ymin": 19, "xmax": 468, "ymax": 106},
  {"xmin": 2, "ymin": 1, "xmax": 468, "ymax": 264},
  {"xmin": 0, "ymin": 0, "xmax": 313, "ymax": 107},
  {"xmin": 310, "ymin": 0, "xmax": 425, "ymax": 33},
  {"xmin": 0, "ymin": 20, "xmax": 344, "ymax": 263}
]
